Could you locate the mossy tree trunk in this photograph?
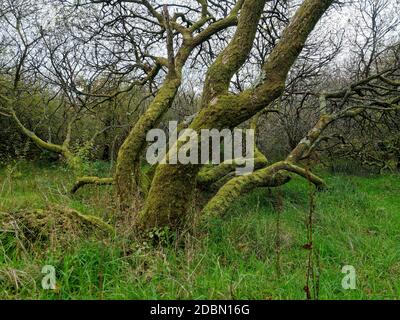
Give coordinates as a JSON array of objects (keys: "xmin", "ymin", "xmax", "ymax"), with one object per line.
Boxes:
[
  {"xmin": 139, "ymin": 0, "xmax": 334, "ymax": 230},
  {"xmin": 115, "ymin": 76, "xmax": 182, "ymax": 203},
  {"xmin": 114, "ymin": 3, "xmax": 244, "ymax": 205}
]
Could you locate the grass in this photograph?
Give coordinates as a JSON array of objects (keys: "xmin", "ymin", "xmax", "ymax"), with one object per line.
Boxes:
[{"xmin": 0, "ymin": 160, "xmax": 399, "ymax": 299}]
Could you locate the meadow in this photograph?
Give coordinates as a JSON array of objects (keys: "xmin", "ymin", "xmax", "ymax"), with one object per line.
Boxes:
[{"xmin": 0, "ymin": 161, "xmax": 399, "ymax": 299}]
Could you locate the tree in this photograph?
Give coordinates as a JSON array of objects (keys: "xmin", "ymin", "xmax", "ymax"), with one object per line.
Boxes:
[
  {"xmin": 140, "ymin": 0, "xmax": 336, "ymax": 229},
  {"xmin": 3, "ymin": 0, "xmax": 398, "ymax": 235}
]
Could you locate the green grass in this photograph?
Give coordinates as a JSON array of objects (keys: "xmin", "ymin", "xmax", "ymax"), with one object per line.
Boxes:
[{"xmin": 0, "ymin": 161, "xmax": 399, "ymax": 299}]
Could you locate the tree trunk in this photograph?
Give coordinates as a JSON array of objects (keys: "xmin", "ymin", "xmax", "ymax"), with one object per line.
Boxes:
[
  {"xmin": 114, "ymin": 2, "xmax": 244, "ymax": 205},
  {"xmin": 115, "ymin": 77, "xmax": 181, "ymax": 205}
]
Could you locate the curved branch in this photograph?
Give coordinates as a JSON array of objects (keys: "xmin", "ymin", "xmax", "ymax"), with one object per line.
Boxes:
[
  {"xmin": 11, "ymin": 109, "xmax": 65, "ymax": 155},
  {"xmin": 202, "ymin": 162, "xmax": 291, "ymax": 218},
  {"xmin": 71, "ymin": 176, "xmax": 114, "ymax": 194},
  {"xmin": 201, "ymin": 160, "xmax": 326, "ymax": 217}
]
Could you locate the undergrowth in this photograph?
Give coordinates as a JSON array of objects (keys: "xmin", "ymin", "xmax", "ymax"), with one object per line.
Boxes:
[{"xmin": 0, "ymin": 161, "xmax": 399, "ymax": 299}]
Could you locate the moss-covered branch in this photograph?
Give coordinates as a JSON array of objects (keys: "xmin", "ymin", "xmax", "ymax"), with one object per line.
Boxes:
[
  {"xmin": 202, "ymin": 162, "xmax": 291, "ymax": 217},
  {"xmin": 71, "ymin": 177, "xmax": 114, "ymax": 194},
  {"xmin": 204, "ymin": 80, "xmax": 400, "ymax": 217},
  {"xmin": 11, "ymin": 109, "xmax": 64, "ymax": 154},
  {"xmin": 10, "ymin": 107, "xmax": 82, "ymax": 169},
  {"xmin": 197, "ymin": 150, "xmax": 268, "ymax": 189},
  {"xmin": 115, "ymin": 3, "xmax": 245, "ymax": 203},
  {"xmin": 115, "ymin": 77, "xmax": 181, "ymax": 202},
  {"xmin": 201, "ymin": 0, "xmax": 267, "ymax": 106},
  {"xmin": 64, "ymin": 208, "xmax": 115, "ymax": 235},
  {"xmin": 201, "ymin": 160, "xmax": 326, "ymax": 217}
]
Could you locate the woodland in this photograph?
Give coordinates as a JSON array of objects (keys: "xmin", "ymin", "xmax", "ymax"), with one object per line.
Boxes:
[{"xmin": 0, "ymin": 0, "xmax": 399, "ymax": 299}]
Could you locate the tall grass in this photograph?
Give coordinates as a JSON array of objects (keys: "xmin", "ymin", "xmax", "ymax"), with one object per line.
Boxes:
[{"xmin": 0, "ymin": 161, "xmax": 399, "ymax": 299}]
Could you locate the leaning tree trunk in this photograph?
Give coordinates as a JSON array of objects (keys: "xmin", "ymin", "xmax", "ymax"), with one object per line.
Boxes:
[
  {"xmin": 114, "ymin": 3, "xmax": 244, "ymax": 205},
  {"xmin": 139, "ymin": 0, "xmax": 334, "ymax": 230},
  {"xmin": 115, "ymin": 77, "xmax": 181, "ymax": 203}
]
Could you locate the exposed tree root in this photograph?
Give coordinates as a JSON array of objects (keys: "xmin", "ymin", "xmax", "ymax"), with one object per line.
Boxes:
[{"xmin": 71, "ymin": 177, "xmax": 114, "ymax": 194}]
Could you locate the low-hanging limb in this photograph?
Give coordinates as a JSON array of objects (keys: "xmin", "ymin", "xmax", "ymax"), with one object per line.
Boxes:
[
  {"xmin": 197, "ymin": 149, "xmax": 269, "ymax": 190},
  {"xmin": 70, "ymin": 177, "xmax": 115, "ymax": 194},
  {"xmin": 202, "ymin": 165, "xmax": 292, "ymax": 218},
  {"xmin": 201, "ymin": 74, "xmax": 400, "ymax": 218},
  {"xmin": 197, "ymin": 111, "xmax": 272, "ymax": 189},
  {"xmin": 201, "ymin": 161, "xmax": 326, "ymax": 218},
  {"xmin": 9, "ymin": 104, "xmax": 82, "ymax": 169}
]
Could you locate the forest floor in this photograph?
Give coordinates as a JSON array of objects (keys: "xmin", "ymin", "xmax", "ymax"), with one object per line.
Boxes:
[{"xmin": 0, "ymin": 161, "xmax": 399, "ymax": 299}]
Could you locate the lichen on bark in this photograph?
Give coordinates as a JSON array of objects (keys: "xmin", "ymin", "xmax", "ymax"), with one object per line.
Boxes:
[{"xmin": 114, "ymin": 1, "xmax": 245, "ymax": 205}]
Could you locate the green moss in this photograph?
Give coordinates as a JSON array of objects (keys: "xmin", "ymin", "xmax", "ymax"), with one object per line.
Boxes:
[
  {"xmin": 201, "ymin": 0, "xmax": 266, "ymax": 106},
  {"xmin": 0, "ymin": 206, "xmax": 114, "ymax": 249},
  {"xmin": 197, "ymin": 149, "xmax": 268, "ymax": 188},
  {"xmin": 201, "ymin": 163, "xmax": 291, "ymax": 217},
  {"xmin": 71, "ymin": 176, "xmax": 114, "ymax": 194},
  {"xmin": 115, "ymin": 77, "xmax": 181, "ymax": 202},
  {"xmin": 139, "ymin": 162, "xmax": 199, "ymax": 229}
]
